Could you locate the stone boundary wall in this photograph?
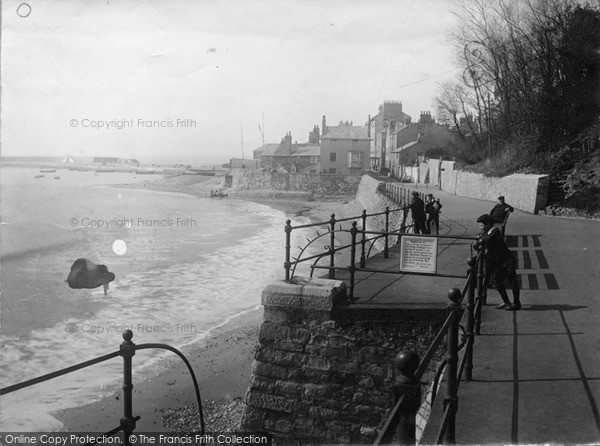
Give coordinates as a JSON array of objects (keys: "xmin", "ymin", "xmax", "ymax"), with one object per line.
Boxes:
[
  {"xmin": 231, "ymin": 170, "xmax": 362, "ymax": 197},
  {"xmin": 240, "ymin": 276, "xmax": 443, "ymax": 444},
  {"xmin": 395, "ymin": 161, "xmax": 549, "ymax": 213},
  {"xmin": 354, "ymin": 175, "xmax": 410, "ymax": 252}
]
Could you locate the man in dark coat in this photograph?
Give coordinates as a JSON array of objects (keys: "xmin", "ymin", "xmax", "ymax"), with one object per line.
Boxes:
[
  {"xmin": 410, "ymin": 191, "xmax": 427, "ymax": 234},
  {"xmin": 490, "ymin": 196, "xmax": 514, "ymax": 223},
  {"xmin": 489, "ymin": 196, "xmax": 514, "ymax": 236},
  {"xmin": 425, "ymin": 193, "xmax": 442, "ymax": 235},
  {"xmin": 474, "ymin": 214, "xmax": 521, "ymax": 310}
]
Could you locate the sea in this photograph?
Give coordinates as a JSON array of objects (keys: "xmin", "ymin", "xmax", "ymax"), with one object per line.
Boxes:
[{"xmin": 0, "ymin": 167, "xmax": 319, "ymax": 430}]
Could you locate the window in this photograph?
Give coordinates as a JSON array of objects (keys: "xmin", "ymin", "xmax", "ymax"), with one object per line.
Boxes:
[
  {"xmin": 347, "ymin": 151, "xmax": 363, "ymax": 168},
  {"xmin": 330, "ymin": 152, "xmax": 337, "ymax": 162}
]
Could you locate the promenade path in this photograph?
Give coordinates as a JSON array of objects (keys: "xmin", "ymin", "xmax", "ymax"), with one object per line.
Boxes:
[{"xmin": 334, "ymin": 184, "xmax": 600, "ymax": 445}]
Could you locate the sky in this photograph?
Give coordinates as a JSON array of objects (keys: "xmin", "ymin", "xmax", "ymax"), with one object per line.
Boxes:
[{"xmin": 1, "ymin": 0, "xmax": 460, "ymax": 165}]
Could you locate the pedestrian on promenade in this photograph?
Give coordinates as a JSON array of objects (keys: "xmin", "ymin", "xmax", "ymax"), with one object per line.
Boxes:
[
  {"xmin": 410, "ymin": 191, "xmax": 427, "ymax": 234},
  {"xmin": 425, "ymin": 193, "xmax": 442, "ymax": 235},
  {"xmin": 474, "ymin": 214, "xmax": 521, "ymax": 310},
  {"xmin": 490, "ymin": 196, "xmax": 514, "ymax": 235}
]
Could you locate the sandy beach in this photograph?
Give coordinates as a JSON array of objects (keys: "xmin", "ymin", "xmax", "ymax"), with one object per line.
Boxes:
[{"xmin": 55, "ymin": 174, "xmax": 362, "ymax": 432}]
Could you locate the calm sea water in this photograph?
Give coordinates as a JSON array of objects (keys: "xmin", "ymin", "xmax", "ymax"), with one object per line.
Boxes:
[{"xmin": 0, "ymin": 168, "xmax": 317, "ymax": 430}]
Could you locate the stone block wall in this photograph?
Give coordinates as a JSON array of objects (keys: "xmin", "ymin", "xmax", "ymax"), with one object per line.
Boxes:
[
  {"xmin": 354, "ymin": 175, "xmax": 412, "ymax": 252},
  {"xmin": 231, "ymin": 170, "xmax": 362, "ymax": 197},
  {"xmin": 241, "ymin": 276, "xmax": 444, "ymax": 444},
  {"xmin": 405, "ymin": 160, "xmax": 549, "ymax": 213}
]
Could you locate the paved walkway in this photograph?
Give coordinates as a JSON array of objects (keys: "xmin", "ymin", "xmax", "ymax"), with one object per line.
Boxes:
[{"xmin": 341, "ymin": 184, "xmax": 600, "ymax": 445}]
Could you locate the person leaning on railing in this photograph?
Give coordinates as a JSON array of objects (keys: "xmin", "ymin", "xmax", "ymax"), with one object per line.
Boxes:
[{"xmin": 473, "ymin": 214, "xmax": 521, "ymax": 311}]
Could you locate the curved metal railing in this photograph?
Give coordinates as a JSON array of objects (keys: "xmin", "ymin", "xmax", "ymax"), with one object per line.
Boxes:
[{"xmin": 1, "ymin": 330, "xmax": 204, "ymax": 443}]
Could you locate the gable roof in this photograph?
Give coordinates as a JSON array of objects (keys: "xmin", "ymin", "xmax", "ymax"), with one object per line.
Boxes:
[
  {"xmin": 321, "ymin": 126, "xmax": 370, "ymax": 140},
  {"xmin": 254, "ymin": 143, "xmax": 279, "ymax": 157}
]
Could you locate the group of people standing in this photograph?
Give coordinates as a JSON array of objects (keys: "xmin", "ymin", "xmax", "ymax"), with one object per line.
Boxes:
[
  {"xmin": 409, "ymin": 190, "xmax": 521, "ymax": 311},
  {"xmin": 410, "ymin": 191, "xmax": 443, "ymax": 235}
]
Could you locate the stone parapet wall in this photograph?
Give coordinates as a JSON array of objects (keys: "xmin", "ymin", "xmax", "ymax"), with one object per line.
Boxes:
[
  {"xmin": 399, "ymin": 160, "xmax": 549, "ymax": 213},
  {"xmin": 241, "ymin": 276, "xmax": 443, "ymax": 444},
  {"xmin": 231, "ymin": 170, "xmax": 362, "ymax": 197}
]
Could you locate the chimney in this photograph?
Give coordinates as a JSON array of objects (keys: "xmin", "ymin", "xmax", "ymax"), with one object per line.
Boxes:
[
  {"xmin": 367, "ymin": 114, "xmax": 371, "ymax": 138},
  {"xmin": 322, "ymin": 116, "xmax": 327, "ymax": 136},
  {"xmin": 283, "ymin": 132, "xmax": 292, "ymax": 155},
  {"xmin": 309, "ymin": 125, "xmax": 320, "ymax": 144}
]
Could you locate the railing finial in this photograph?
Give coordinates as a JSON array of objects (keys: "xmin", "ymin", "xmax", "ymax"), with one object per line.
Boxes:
[
  {"xmin": 123, "ymin": 329, "xmax": 134, "ymax": 343},
  {"xmin": 395, "ymin": 350, "xmax": 419, "ymax": 380},
  {"xmin": 467, "ymin": 256, "xmax": 478, "ymax": 267},
  {"xmin": 448, "ymin": 288, "xmax": 461, "ymax": 303}
]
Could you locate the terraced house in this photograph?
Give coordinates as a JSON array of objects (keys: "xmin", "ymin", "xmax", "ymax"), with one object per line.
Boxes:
[{"xmin": 320, "ymin": 116, "xmax": 371, "ymax": 175}]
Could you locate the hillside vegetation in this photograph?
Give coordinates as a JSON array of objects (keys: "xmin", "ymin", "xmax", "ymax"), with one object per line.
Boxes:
[{"xmin": 434, "ymin": 0, "xmax": 600, "ymax": 213}]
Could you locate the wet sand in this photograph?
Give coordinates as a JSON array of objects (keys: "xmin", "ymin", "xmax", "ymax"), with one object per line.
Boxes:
[{"xmin": 56, "ymin": 310, "xmax": 261, "ymax": 432}]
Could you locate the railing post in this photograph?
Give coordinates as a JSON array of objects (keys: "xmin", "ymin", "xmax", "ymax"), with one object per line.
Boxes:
[
  {"xmin": 361, "ymin": 210, "xmax": 367, "ymax": 268},
  {"xmin": 399, "ymin": 207, "xmax": 408, "ymax": 242},
  {"xmin": 444, "ymin": 288, "xmax": 461, "ymax": 444},
  {"xmin": 349, "ymin": 222, "xmax": 357, "ymax": 301},
  {"xmin": 465, "ymin": 257, "xmax": 477, "ymax": 382},
  {"xmin": 393, "ymin": 350, "xmax": 421, "ymax": 445},
  {"xmin": 481, "ymin": 250, "xmax": 488, "ymax": 306},
  {"xmin": 384, "ymin": 206, "xmax": 390, "ymax": 259},
  {"xmin": 475, "ymin": 251, "xmax": 485, "ymax": 335},
  {"xmin": 329, "ymin": 214, "xmax": 336, "ymax": 279},
  {"xmin": 285, "ymin": 219, "xmax": 292, "ymax": 282},
  {"xmin": 120, "ymin": 330, "xmax": 137, "ymax": 445}
]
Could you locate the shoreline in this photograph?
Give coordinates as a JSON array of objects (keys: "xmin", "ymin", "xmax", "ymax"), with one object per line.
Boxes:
[
  {"xmin": 55, "ymin": 309, "xmax": 262, "ymax": 432},
  {"xmin": 54, "ymin": 176, "xmax": 358, "ymax": 432}
]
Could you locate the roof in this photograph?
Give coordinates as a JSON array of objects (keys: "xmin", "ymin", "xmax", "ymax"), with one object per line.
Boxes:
[
  {"xmin": 392, "ymin": 140, "xmax": 419, "ymax": 153},
  {"xmin": 273, "ymin": 143, "xmax": 321, "ymax": 157},
  {"xmin": 291, "ymin": 144, "xmax": 320, "ymax": 157},
  {"xmin": 321, "ymin": 126, "xmax": 370, "ymax": 140},
  {"xmin": 254, "ymin": 143, "xmax": 279, "ymax": 157}
]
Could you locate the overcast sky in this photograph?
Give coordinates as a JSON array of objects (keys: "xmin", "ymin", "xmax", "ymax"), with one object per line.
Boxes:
[{"xmin": 1, "ymin": 0, "xmax": 459, "ymax": 165}]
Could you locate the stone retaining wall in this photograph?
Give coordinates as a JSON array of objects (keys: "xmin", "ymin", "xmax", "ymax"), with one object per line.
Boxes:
[
  {"xmin": 393, "ymin": 161, "xmax": 549, "ymax": 213},
  {"xmin": 231, "ymin": 170, "xmax": 362, "ymax": 196},
  {"xmin": 240, "ymin": 276, "xmax": 444, "ymax": 444}
]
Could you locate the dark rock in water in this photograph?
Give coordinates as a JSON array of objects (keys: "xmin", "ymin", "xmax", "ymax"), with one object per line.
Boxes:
[{"xmin": 67, "ymin": 258, "xmax": 115, "ymax": 295}]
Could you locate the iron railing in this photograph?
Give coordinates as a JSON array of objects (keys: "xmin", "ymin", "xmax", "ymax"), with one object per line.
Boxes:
[
  {"xmin": 286, "ymin": 212, "xmax": 476, "ymax": 300},
  {"xmin": 285, "ymin": 206, "xmax": 410, "ymax": 283},
  {"xmin": 374, "ymin": 251, "xmax": 487, "ymax": 445},
  {"xmin": 0, "ymin": 330, "xmax": 204, "ymax": 443},
  {"xmin": 284, "ymin": 185, "xmax": 427, "ymax": 284}
]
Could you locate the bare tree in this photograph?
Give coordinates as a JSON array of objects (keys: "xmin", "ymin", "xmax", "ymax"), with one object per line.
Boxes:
[{"xmin": 435, "ymin": 0, "xmax": 600, "ymax": 168}]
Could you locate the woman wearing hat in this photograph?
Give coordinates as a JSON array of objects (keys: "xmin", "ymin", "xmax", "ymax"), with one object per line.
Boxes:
[{"xmin": 474, "ymin": 214, "xmax": 521, "ymax": 310}]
